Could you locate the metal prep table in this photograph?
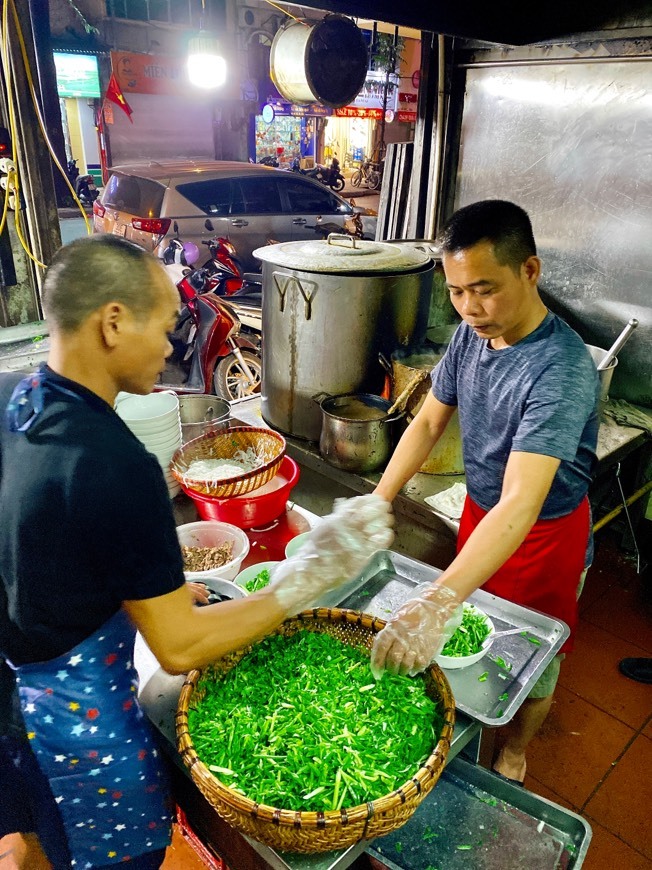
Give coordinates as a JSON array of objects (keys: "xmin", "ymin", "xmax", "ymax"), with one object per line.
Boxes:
[{"xmin": 135, "ymin": 500, "xmax": 592, "ymax": 870}]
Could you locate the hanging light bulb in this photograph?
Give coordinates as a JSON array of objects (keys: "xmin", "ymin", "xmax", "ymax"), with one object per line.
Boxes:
[{"xmin": 187, "ymin": 33, "xmax": 227, "ymax": 89}]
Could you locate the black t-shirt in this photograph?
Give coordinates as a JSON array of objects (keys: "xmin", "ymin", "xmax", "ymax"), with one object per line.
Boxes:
[{"xmin": 0, "ymin": 368, "xmax": 185, "ymax": 669}]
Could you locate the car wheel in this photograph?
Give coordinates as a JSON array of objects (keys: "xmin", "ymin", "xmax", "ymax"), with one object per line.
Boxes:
[
  {"xmin": 213, "ymin": 350, "xmax": 262, "ymax": 401},
  {"xmin": 351, "ymin": 170, "xmax": 362, "ymax": 187},
  {"xmin": 330, "ymin": 176, "xmax": 345, "ymax": 192},
  {"xmin": 368, "ymin": 171, "xmax": 381, "ymax": 191}
]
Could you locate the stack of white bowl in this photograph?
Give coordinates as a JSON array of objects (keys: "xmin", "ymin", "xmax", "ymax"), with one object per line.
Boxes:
[{"xmin": 114, "ymin": 391, "xmax": 182, "ymax": 498}]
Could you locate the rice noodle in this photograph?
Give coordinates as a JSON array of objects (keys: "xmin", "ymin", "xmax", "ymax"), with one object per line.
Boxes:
[{"xmin": 185, "ymin": 447, "xmax": 261, "ymax": 482}]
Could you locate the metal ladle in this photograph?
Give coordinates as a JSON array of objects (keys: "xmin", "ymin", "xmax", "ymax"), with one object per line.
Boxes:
[
  {"xmin": 597, "ymin": 318, "xmax": 638, "ymax": 371},
  {"xmin": 486, "ymin": 626, "xmax": 539, "ymax": 643}
]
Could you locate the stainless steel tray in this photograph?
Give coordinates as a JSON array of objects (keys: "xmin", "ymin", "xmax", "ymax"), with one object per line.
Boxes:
[
  {"xmin": 328, "ymin": 550, "xmax": 569, "ymax": 726},
  {"xmin": 366, "ymin": 755, "xmax": 591, "ymax": 869}
]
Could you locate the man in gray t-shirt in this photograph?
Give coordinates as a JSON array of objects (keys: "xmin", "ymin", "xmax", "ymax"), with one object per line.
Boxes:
[{"xmin": 371, "ymin": 200, "xmax": 599, "ymax": 785}]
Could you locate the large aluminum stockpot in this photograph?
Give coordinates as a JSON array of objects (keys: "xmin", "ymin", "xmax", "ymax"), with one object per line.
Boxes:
[{"xmin": 254, "ymin": 235, "xmax": 434, "ymax": 441}]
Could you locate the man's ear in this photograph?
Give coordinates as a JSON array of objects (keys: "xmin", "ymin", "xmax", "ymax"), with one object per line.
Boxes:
[
  {"xmin": 99, "ymin": 302, "xmax": 127, "ymax": 348},
  {"xmin": 522, "ymin": 255, "xmax": 542, "ymax": 285}
]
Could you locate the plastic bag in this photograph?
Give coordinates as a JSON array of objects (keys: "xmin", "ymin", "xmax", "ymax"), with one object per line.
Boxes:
[
  {"xmin": 270, "ymin": 494, "xmax": 394, "ymax": 614},
  {"xmin": 370, "ymin": 583, "xmax": 463, "ymax": 679}
]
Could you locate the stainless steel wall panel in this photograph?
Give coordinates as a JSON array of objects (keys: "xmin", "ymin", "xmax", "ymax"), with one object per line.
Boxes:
[{"xmin": 455, "ymin": 62, "xmax": 651, "ymax": 405}]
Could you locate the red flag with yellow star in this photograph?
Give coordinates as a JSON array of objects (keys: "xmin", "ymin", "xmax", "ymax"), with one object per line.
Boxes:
[{"xmin": 104, "ymin": 73, "xmax": 133, "ymax": 122}]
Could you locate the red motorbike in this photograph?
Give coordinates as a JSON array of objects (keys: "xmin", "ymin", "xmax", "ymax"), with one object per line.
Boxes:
[
  {"xmin": 200, "ymin": 237, "xmax": 244, "ymax": 296},
  {"xmin": 159, "ymin": 239, "xmax": 261, "ymax": 401}
]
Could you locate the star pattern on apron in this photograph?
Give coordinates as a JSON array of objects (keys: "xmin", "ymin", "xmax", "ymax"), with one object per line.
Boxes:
[{"xmin": 12, "ymin": 611, "xmax": 173, "ymax": 867}]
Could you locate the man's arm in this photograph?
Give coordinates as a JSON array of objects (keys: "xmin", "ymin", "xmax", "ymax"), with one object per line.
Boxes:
[
  {"xmin": 123, "ymin": 585, "xmax": 287, "ymax": 675},
  {"xmin": 371, "ymin": 450, "xmax": 561, "ymax": 677},
  {"xmin": 126, "ymin": 494, "xmax": 394, "ymax": 675},
  {"xmin": 374, "ymin": 391, "xmax": 457, "ymax": 501}
]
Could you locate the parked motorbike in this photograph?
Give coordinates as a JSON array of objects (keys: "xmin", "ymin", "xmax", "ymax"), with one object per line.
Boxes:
[
  {"xmin": 159, "ymin": 238, "xmax": 262, "ymax": 401},
  {"xmin": 75, "ymin": 173, "xmax": 99, "ymax": 204},
  {"xmin": 66, "ymin": 158, "xmax": 79, "ymax": 189},
  {"xmin": 293, "ymin": 157, "xmax": 345, "ymax": 191},
  {"xmin": 315, "ymin": 157, "xmax": 345, "ymax": 191}
]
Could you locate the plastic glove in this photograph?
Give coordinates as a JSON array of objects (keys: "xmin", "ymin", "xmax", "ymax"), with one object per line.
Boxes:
[
  {"xmin": 370, "ymin": 584, "xmax": 463, "ymax": 679},
  {"xmin": 270, "ymin": 494, "xmax": 394, "ymax": 614}
]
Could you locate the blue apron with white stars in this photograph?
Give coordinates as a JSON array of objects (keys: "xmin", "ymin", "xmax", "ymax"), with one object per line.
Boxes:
[{"xmin": 11, "ymin": 609, "xmax": 172, "ymax": 868}]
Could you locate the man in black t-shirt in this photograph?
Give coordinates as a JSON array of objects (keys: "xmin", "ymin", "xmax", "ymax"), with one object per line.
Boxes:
[{"xmin": 0, "ymin": 236, "xmax": 393, "ymax": 869}]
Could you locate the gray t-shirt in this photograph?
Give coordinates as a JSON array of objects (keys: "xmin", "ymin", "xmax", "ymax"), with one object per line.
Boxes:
[{"xmin": 431, "ymin": 312, "xmax": 600, "ymax": 519}]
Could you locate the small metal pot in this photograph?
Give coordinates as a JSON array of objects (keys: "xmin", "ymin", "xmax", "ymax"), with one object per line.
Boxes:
[
  {"xmin": 178, "ymin": 395, "xmax": 230, "ymax": 443},
  {"xmin": 314, "ymin": 392, "xmax": 403, "ymax": 473}
]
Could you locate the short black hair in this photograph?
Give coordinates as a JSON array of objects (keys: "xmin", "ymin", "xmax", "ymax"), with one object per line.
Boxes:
[
  {"xmin": 438, "ymin": 200, "xmax": 536, "ymax": 273},
  {"xmin": 42, "ymin": 235, "xmax": 161, "ymax": 333}
]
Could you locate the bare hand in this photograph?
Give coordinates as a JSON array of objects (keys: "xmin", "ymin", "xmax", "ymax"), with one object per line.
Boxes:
[{"xmin": 187, "ymin": 581, "xmax": 210, "ymax": 605}]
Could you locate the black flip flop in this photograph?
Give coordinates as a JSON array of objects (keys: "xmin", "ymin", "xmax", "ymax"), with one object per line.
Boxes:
[
  {"xmin": 491, "ymin": 768, "xmax": 525, "ymax": 787},
  {"xmin": 618, "ymin": 657, "xmax": 652, "ymax": 684}
]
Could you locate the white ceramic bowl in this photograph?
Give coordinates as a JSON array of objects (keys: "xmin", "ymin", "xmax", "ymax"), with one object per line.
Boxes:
[
  {"xmin": 177, "ymin": 521, "xmax": 250, "ymax": 580},
  {"xmin": 136, "ymin": 427, "xmax": 182, "ymax": 448},
  {"xmin": 435, "ymin": 603, "xmax": 495, "ymax": 670},
  {"xmin": 115, "ymin": 390, "xmax": 179, "ymax": 422},
  {"xmin": 234, "ymin": 561, "xmax": 280, "ymax": 594},
  {"xmin": 284, "ymin": 531, "xmax": 312, "ymax": 559}
]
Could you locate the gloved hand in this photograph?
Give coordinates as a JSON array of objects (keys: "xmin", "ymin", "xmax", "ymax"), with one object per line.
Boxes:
[
  {"xmin": 370, "ymin": 584, "xmax": 463, "ymax": 679},
  {"xmin": 270, "ymin": 494, "xmax": 394, "ymax": 614}
]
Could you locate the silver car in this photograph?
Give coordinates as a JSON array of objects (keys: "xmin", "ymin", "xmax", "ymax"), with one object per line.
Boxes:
[{"xmin": 93, "ymin": 160, "xmax": 377, "ymax": 271}]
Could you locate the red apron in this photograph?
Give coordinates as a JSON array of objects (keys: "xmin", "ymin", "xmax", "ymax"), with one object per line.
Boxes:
[{"xmin": 458, "ymin": 496, "xmax": 590, "ymax": 653}]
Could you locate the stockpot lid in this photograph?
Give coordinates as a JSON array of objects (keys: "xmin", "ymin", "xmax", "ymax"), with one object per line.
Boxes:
[{"xmin": 253, "ymin": 235, "xmax": 432, "ymax": 274}]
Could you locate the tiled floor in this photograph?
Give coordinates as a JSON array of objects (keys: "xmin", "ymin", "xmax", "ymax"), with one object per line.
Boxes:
[
  {"xmin": 523, "ymin": 526, "xmax": 652, "ymax": 868},
  {"xmin": 162, "ymin": 526, "xmax": 652, "ymax": 869}
]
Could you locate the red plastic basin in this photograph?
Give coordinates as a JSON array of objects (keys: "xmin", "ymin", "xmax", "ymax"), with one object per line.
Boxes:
[{"xmin": 181, "ymin": 456, "xmax": 300, "ymax": 529}]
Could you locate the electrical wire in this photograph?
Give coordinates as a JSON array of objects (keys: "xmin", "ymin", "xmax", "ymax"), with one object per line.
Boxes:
[
  {"xmin": 0, "ymin": 0, "xmax": 91, "ymax": 268},
  {"xmin": 9, "ymin": 0, "xmax": 92, "ymax": 232},
  {"xmin": 264, "ymin": 0, "xmax": 308, "ymax": 26}
]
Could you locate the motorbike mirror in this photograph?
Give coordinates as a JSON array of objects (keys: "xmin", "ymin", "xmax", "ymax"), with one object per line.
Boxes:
[
  {"xmin": 204, "ymin": 219, "xmax": 214, "ymax": 231},
  {"xmin": 173, "ymin": 221, "xmax": 179, "ymax": 235}
]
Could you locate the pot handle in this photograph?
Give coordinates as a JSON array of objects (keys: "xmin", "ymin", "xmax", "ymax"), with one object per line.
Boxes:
[
  {"xmin": 327, "ymin": 233, "xmax": 360, "ymax": 249},
  {"xmin": 378, "ymin": 352, "xmax": 392, "ymax": 375},
  {"xmin": 312, "ymin": 391, "xmax": 331, "ymax": 407},
  {"xmin": 382, "ymin": 409, "xmax": 407, "ymax": 425}
]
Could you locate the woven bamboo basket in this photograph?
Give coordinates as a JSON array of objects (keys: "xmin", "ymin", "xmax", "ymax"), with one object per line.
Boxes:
[
  {"xmin": 170, "ymin": 426, "xmax": 286, "ymax": 498},
  {"xmin": 176, "ymin": 608, "xmax": 455, "ymax": 853}
]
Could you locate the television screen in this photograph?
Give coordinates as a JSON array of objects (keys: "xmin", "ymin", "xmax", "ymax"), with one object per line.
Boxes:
[{"xmin": 54, "ymin": 52, "xmax": 101, "ymax": 99}]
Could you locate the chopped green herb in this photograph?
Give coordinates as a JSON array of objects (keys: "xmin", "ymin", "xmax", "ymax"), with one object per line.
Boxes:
[
  {"xmin": 527, "ymin": 636, "xmax": 541, "ymax": 645},
  {"xmin": 478, "ymin": 671, "xmax": 488, "ymax": 682},
  {"xmin": 244, "ymin": 568, "xmax": 271, "ymax": 593},
  {"xmin": 457, "ymin": 844, "xmax": 473, "ymax": 850},
  {"xmin": 497, "ymin": 708, "xmax": 504, "ymax": 717},
  {"xmin": 498, "ymin": 692, "xmax": 509, "ymax": 701},
  {"xmin": 440, "ymin": 606, "xmax": 491, "ymax": 658},
  {"xmin": 395, "ymin": 842, "xmax": 403, "ymax": 853},
  {"xmin": 422, "ymin": 825, "xmax": 438, "ymax": 841},
  {"xmin": 493, "ymin": 656, "xmax": 512, "ymax": 671},
  {"xmin": 188, "ymin": 631, "xmax": 443, "ymax": 813}
]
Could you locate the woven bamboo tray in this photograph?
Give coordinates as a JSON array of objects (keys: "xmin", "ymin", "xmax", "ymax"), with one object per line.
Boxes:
[
  {"xmin": 176, "ymin": 608, "xmax": 455, "ymax": 854},
  {"xmin": 170, "ymin": 426, "xmax": 286, "ymax": 498}
]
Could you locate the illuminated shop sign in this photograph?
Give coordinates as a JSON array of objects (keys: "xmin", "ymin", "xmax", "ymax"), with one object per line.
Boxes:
[{"xmin": 54, "ymin": 52, "xmax": 101, "ymax": 99}]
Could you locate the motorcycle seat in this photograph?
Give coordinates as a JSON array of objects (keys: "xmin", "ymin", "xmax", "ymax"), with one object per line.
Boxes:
[{"xmin": 229, "ymin": 292, "xmax": 262, "ymax": 307}]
